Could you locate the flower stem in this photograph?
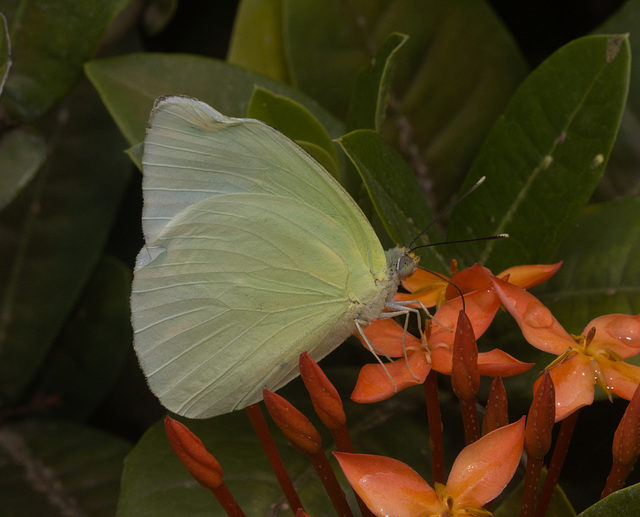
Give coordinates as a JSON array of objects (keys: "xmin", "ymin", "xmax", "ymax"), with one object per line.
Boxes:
[
  {"xmin": 308, "ymin": 449, "xmax": 354, "ymax": 517},
  {"xmin": 533, "ymin": 410, "xmax": 579, "ymax": 517},
  {"xmin": 244, "ymin": 404, "xmax": 304, "ymax": 513},
  {"xmin": 211, "ymin": 483, "xmax": 246, "ymax": 517}
]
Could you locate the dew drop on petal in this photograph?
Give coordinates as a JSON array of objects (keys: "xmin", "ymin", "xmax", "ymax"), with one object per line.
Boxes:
[
  {"xmin": 604, "ymin": 315, "xmax": 640, "ymax": 346},
  {"xmin": 522, "ymin": 303, "xmax": 555, "ymax": 329}
]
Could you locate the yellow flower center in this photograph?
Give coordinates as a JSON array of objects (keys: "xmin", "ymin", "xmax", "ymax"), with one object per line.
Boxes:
[
  {"xmin": 545, "ymin": 327, "xmax": 623, "ymax": 400},
  {"xmin": 430, "ymin": 483, "xmax": 494, "ymax": 516}
]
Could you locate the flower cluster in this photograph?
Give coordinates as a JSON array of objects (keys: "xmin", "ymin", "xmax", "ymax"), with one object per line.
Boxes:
[{"xmin": 163, "ymin": 261, "xmax": 640, "ymax": 516}]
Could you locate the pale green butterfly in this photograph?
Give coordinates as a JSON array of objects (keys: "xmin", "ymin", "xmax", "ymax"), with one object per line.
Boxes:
[{"xmin": 132, "ymin": 95, "xmax": 421, "ymax": 419}]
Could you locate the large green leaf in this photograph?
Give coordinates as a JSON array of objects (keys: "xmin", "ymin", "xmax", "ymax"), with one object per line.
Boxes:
[
  {"xmin": 0, "ymin": 81, "xmax": 131, "ymax": 403},
  {"xmin": 539, "ymin": 198, "xmax": 640, "ymax": 333},
  {"xmin": 85, "ymin": 53, "xmax": 343, "ymax": 149},
  {"xmin": 229, "ymin": 0, "xmax": 527, "ymax": 208},
  {"xmin": 338, "ymin": 129, "xmax": 443, "ymax": 264},
  {"xmin": 578, "ymin": 483, "xmax": 640, "ymax": 516},
  {"xmin": 0, "ymin": 0, "xmax": 132, "ymax": 122},
  {"xmin": 0, "ymin": 420, "xmax": 131, "ymax": 517},
  {"xmin": 447, "ymin": 34, "xmax": 630, "ymax": 272}
]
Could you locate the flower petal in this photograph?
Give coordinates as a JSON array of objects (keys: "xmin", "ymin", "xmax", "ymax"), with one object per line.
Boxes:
[
  {"xmin": 445, "ymin": 264, "xmax": 493, "ymax": 299},
  {"xmin": 490, "ymin": 276, "xmax": 573, "ymax": 354},
  {"xmin": 477, "ymin": 349, "xmax": 534, "ymax": 377},
  {"xmin": 497, "ymin": 262, "xmax": 562, "ymax": 289},
  {"xmin": 334, "ymin": 452, "xmax": 439, "ymax": 516},
  {"xmin": 447, "ymin": 418, "xmax": 525, "ymax": 508},
  {"xmin": 602, "ymin": 358, "xmax": 640, "ymax": 401},
  {"xmin": 430, "ymin": 286, "xmax": 501, "ymax": 346},
  {"xmin": 587, "ymin": 313, "xmax": 640, "ymax": 357},
  {"xmin": 351, "ymin": 354, "xmax": 430, "ymax": 403},
  {"xmin": 398, "ymin": 268, "xmax": 448, "ymax": 307},
  {"xmin": 430, "ymin": 348, "xmax": 532, "ymax": 378},
  {"xmin": 535, "ymin": 355, "xmax": 595, "ymax": 422},
  {"xmin": 357, "ymin": 318, "xmax": 422, "ymax": 357}
]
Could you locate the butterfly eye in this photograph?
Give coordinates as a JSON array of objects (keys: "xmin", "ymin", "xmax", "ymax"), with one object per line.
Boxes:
[{"xmin": 396, "ymin": 252, "xmax": 418, "ymax": 280}]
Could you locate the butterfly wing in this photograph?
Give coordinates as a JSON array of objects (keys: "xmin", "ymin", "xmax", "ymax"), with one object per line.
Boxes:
[
  {"xmin": 140, "ymin": 96, "xmax": 382, "ymax": 272},
  {"xmin": 133, "ymin": 97, "xmax": 394, "ymax": 418},
  {"xmin": 133, "ymin": 193, "xmax": 389, "ymax": 418}
]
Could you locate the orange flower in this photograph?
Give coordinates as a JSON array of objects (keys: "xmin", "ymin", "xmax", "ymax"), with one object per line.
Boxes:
[
  {"xmin": 396, "ymin": 262, "xmax": 561, "ymax": 309},
  {"xmin": 335, "ymin": 418, "xmax": 525, "ymax": 516},
  {"xmin": 352, "ymin": 280, "xmax": 532, "ymax": 403},
  {"xmin": 491, "ymin": 276, "xmax": 640, "ymax": 421},
  {"xmin": 352, "ymin": 263, "xmax": 556, "ymax": 403}
]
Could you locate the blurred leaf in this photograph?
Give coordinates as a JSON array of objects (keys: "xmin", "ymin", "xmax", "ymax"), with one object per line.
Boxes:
[
  {"xmin": 539, "ymin": 198, "xmax": 640, "ymax": 333},
  {"xmin": 578, "ymin": 483, "xmax": 640, "ymax": 516},
  {"xmin": 35, "ymin": 257, "xmax": 133, "ymax": 421},
  {"xmin": 227, "ymin": 0, "xmax": 289, "ymax": 83},
  {"xmin": 85, "ymin": 53, "xmax": 343, "ymax": 148},
  {"xmin": 142, "ymin": 0, "xmax": 178, "ymax": 36},
  {"xmin": 282, "ymin": 0, "xmax": 527, "ymax": 206},
  {"xmin": 0, "ymin": 128, "xmax": 46, "ymax": 210},
  {"xmin": 0, "ymin": 11, "xmax": 10, "ymax": 96},
  {"xmin": 338, "ymin": 129, "xmax": 448, "ymax": 270},
  {"xmin": 447, "ymin": 34, "xmax": 630, "ymax": 272},
  {"xmin": 0, "ymin": 420, "xmax": 131, "ymax": 517},
  {"xmin": 117, "ymin": 368, "xmax": 443, "ymax": 516},
  {"xmin": 247, "ymin": 88, "xmax": 340, "ymax": 178},
  {"xmin": 0, "ymin": 81, "xmax": 131, "ymax": 403},
  {"xmin": 346, "ymin": 32, "xmax": 408, "ymax": 132},
  {"xmin": 0, "ymin": 0, "xmax": 132, "ymax": 122}
]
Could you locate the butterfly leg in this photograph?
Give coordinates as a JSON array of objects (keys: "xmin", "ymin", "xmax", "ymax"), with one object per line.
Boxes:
[{"xmin": 354, "ymin": 319, "xmax": 399, "ymax": 393}]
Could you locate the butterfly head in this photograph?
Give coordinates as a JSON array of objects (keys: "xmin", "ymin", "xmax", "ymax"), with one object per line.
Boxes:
[
  {"xmin": 385, "ymin": 247, "xmax": 419, "ymax": 282},
  {"xmin": 397, "ymin": 249, "xmax": 419, "ymax": 280}
]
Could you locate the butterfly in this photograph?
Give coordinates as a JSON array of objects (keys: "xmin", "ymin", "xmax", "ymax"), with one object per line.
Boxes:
[{"xmin": 132, "ymin": 96, "xmax": 420, "ymax": 418}]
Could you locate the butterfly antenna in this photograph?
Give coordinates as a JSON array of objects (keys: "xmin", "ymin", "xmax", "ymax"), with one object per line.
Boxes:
[
  {"xmin": 407, "ymin": 176, "xmax": 487, "ymax": 249},
  {"xmin": 410, "ymin": 234, "xmax": 509, "ymax": 254}
]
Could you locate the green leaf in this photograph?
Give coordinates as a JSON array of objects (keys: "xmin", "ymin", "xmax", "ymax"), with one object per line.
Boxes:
[
  {"xmin": 539, "ymin": 198, "xmax": 640, "ymax": 332},
  {"xmin": 0, "ymin": 0, "xmax": 132, "ymax": 122},
  {"xmin": 35, "ymin": 257, "xmax": 133, "ymax": 421},
  {"xmin": 227, "ymin": 0, "xmax": 289, "ymax": 83},
  {"xmin": 117, "ymin": 369, "xmax": 441, "ymax": 516},
  {"xmin": 141, "ymin": 0, "xmax": 178, "ymax": 36},
  {"xmin": 578, "ymin": 483, "xmax": 640, "ymax": 516},
  {"xmin": 0, "ymin": 129, "xmax": 46, "ymax": 210},
  {"xmin": 0, "ymin": 420, "xmax": 131, "ymax": 517},
  {"xmin": 338, "ymin": 129, "xmax": 447, "ymax": 269},
  {"xmin": 346, "ymin": 32, "xmax": 408, "ymax": 132},
  {"xmin": 282, "ymin": 0, "xmax": 527, "ymax": 204},
  {"xmin": 247, "ymin": 88, "xmax": 340, "ymax": 178},
  {"xmin": 0, "ymin": 80, "xmax": 132, "ymax": 403},
  {"xmin": 85, "ymin": 53, "xmax": 344, "ymax": 148},
  {"xmin": 447, "ymin": 34, "xmax": 630, "ymax": 272},
  {"xmin": 0, "ymin": 11, "xmax": 10, "ymax": 96}
]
